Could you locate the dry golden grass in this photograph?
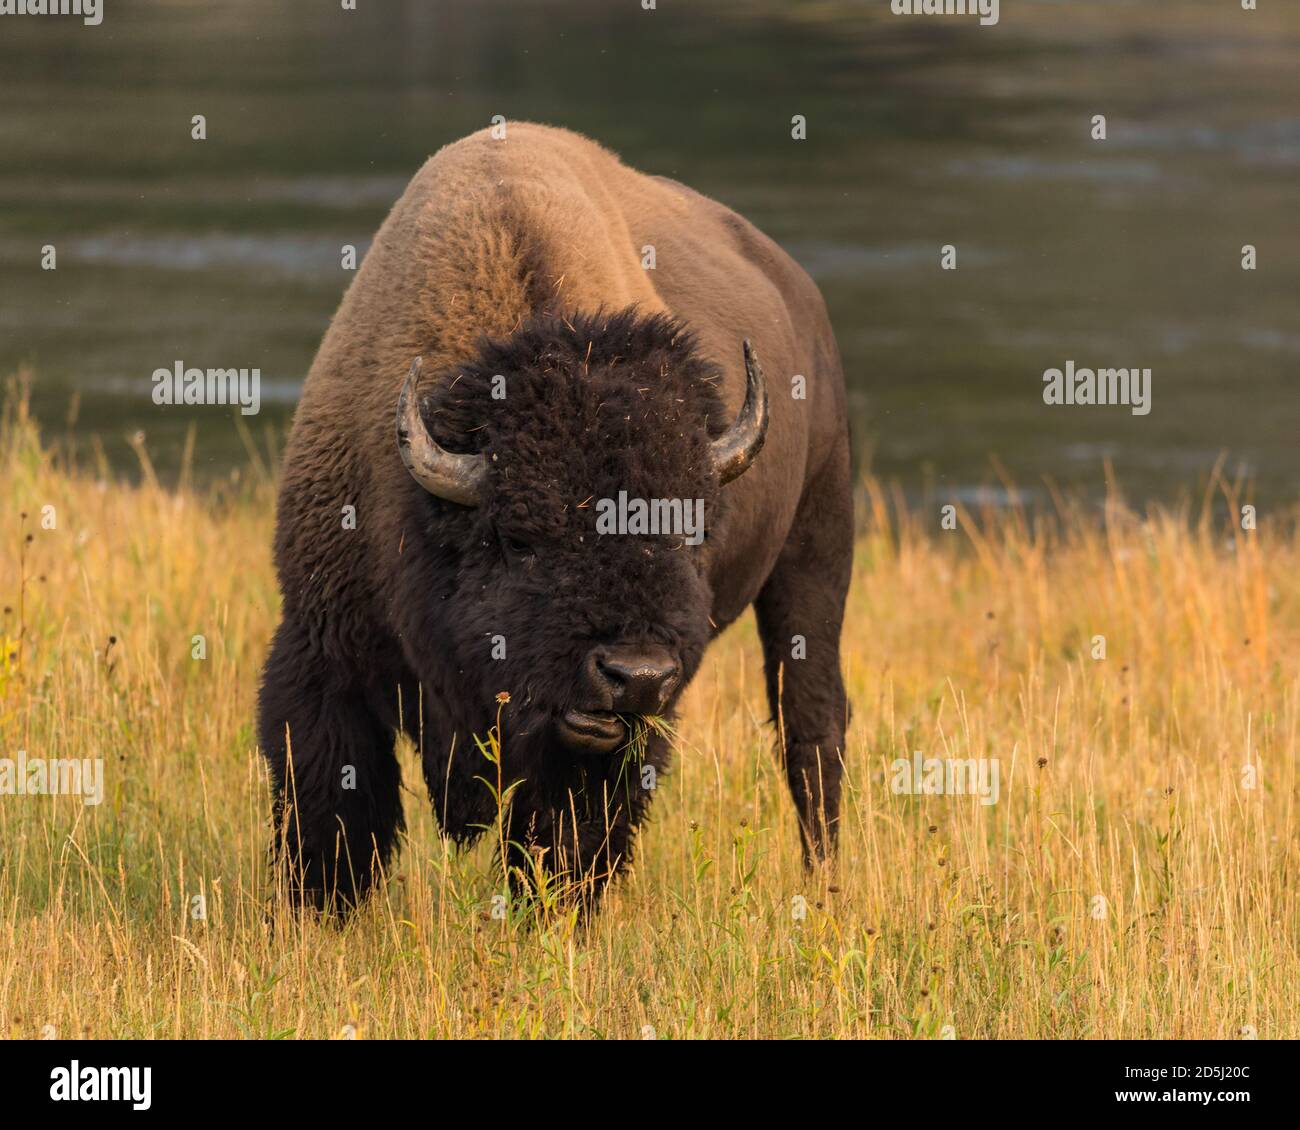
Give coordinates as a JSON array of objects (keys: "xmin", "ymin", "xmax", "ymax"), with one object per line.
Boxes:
[{"xmin": 1, "ymin": 382, "xmax": 1296, "ymax": 1039}]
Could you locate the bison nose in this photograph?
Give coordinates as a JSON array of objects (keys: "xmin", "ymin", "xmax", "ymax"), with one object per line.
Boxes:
[{"xmin": 590, "ymin": 646, "xmax": 680, "ymax": 714}]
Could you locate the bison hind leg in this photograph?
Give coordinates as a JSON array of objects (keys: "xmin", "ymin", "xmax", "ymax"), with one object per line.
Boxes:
[{"xmin": 754, "ymin": 446, "xmax": 854, "ymax": 868}]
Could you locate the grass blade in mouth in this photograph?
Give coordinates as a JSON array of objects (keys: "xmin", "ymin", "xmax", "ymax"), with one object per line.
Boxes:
[{"xmin": 616, "ymin": 713, "xmax": 675, "ymax": 761}]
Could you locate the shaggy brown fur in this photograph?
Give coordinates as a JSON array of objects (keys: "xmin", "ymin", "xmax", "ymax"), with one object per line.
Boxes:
[{"xmin": 259, "ymin": 122, "xmax": 852, "ymax": 913}]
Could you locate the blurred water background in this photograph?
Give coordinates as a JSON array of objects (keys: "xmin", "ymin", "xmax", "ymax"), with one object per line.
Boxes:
[{"xmin": 1, "ymin": 0, "xmax": 1296, "ymax": 506}]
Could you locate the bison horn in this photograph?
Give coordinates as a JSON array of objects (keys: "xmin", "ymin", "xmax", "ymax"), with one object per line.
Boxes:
[
  {"xmin": 396, "ymin": 357, "xmax": 487, "ymax": 507},
  {"xmin": 712, "ymin": 339, "xmax": 769, "ymax": 485}
]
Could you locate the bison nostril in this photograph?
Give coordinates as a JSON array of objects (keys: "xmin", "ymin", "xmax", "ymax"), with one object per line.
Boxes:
[{"xmin": 592, "ymin": 648, "xmax": 679, "ymax": 710}]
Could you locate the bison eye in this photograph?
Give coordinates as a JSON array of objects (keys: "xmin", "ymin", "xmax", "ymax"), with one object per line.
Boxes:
[{"xmin": 501, "ymin": 533, "xmax": 534, "ymax": 561}]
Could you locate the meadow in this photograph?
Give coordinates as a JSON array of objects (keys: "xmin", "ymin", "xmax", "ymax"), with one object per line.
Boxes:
[{"xmin": 1, "ymin": 381, "xmax": 1296, "ymax": 1039}]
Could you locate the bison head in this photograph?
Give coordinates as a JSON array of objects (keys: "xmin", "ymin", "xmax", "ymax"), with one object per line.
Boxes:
[{"xmin": 395, "ymin": 310, "xmax": 766, "ymax": 756}]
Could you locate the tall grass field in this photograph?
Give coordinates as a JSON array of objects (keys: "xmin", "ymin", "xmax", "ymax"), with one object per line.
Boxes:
[{"xmin": 2, "ymin": 382, "xmax": 1295, "ymax": 1039}]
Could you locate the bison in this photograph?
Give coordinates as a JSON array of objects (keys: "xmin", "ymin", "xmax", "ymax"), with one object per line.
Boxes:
[{"xmin": 258, "ymin": 122, "xmax": 852, "ymax": 913}]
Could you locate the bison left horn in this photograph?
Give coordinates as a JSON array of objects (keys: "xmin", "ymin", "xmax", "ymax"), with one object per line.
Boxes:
[
  {"xmin": 396, "ymin": 357, "xmax": 487, "ymax": 507},
  {"xmin": 712, "ymin": 339, "xmax": 769, "ymax": 485}
]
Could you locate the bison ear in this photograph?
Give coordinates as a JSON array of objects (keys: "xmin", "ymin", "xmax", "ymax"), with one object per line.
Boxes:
[
  {"xmin": 711, "ymin": 340, "xmax": 769, "ymax": 485},
  {"xmin": 396, "ymin": 357, "xmax": 487, "ymax": 507}
]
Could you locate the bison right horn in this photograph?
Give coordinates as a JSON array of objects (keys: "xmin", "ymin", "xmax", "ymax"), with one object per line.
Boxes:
[
  {"xmin": 711, "ymin": 339, "xmax": 770, "ymax": 485},
  {"xmin": 396, "ymin": 357, "xmax": 487, "ymax": 507}
]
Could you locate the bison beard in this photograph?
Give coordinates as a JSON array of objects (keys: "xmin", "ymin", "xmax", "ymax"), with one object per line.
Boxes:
[{"xmin": 257, "ymin": 124, "xmax": 853, "ymax": 917}]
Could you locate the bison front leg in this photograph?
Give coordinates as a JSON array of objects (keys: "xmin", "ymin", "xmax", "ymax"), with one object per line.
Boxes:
[
  {"xmin": 258, "ymin": 620, "xmax": 404, "ymax": 914},
  {"xmin": 754, "ymin": 453, "xmax": 853, "ymax": 867}
]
